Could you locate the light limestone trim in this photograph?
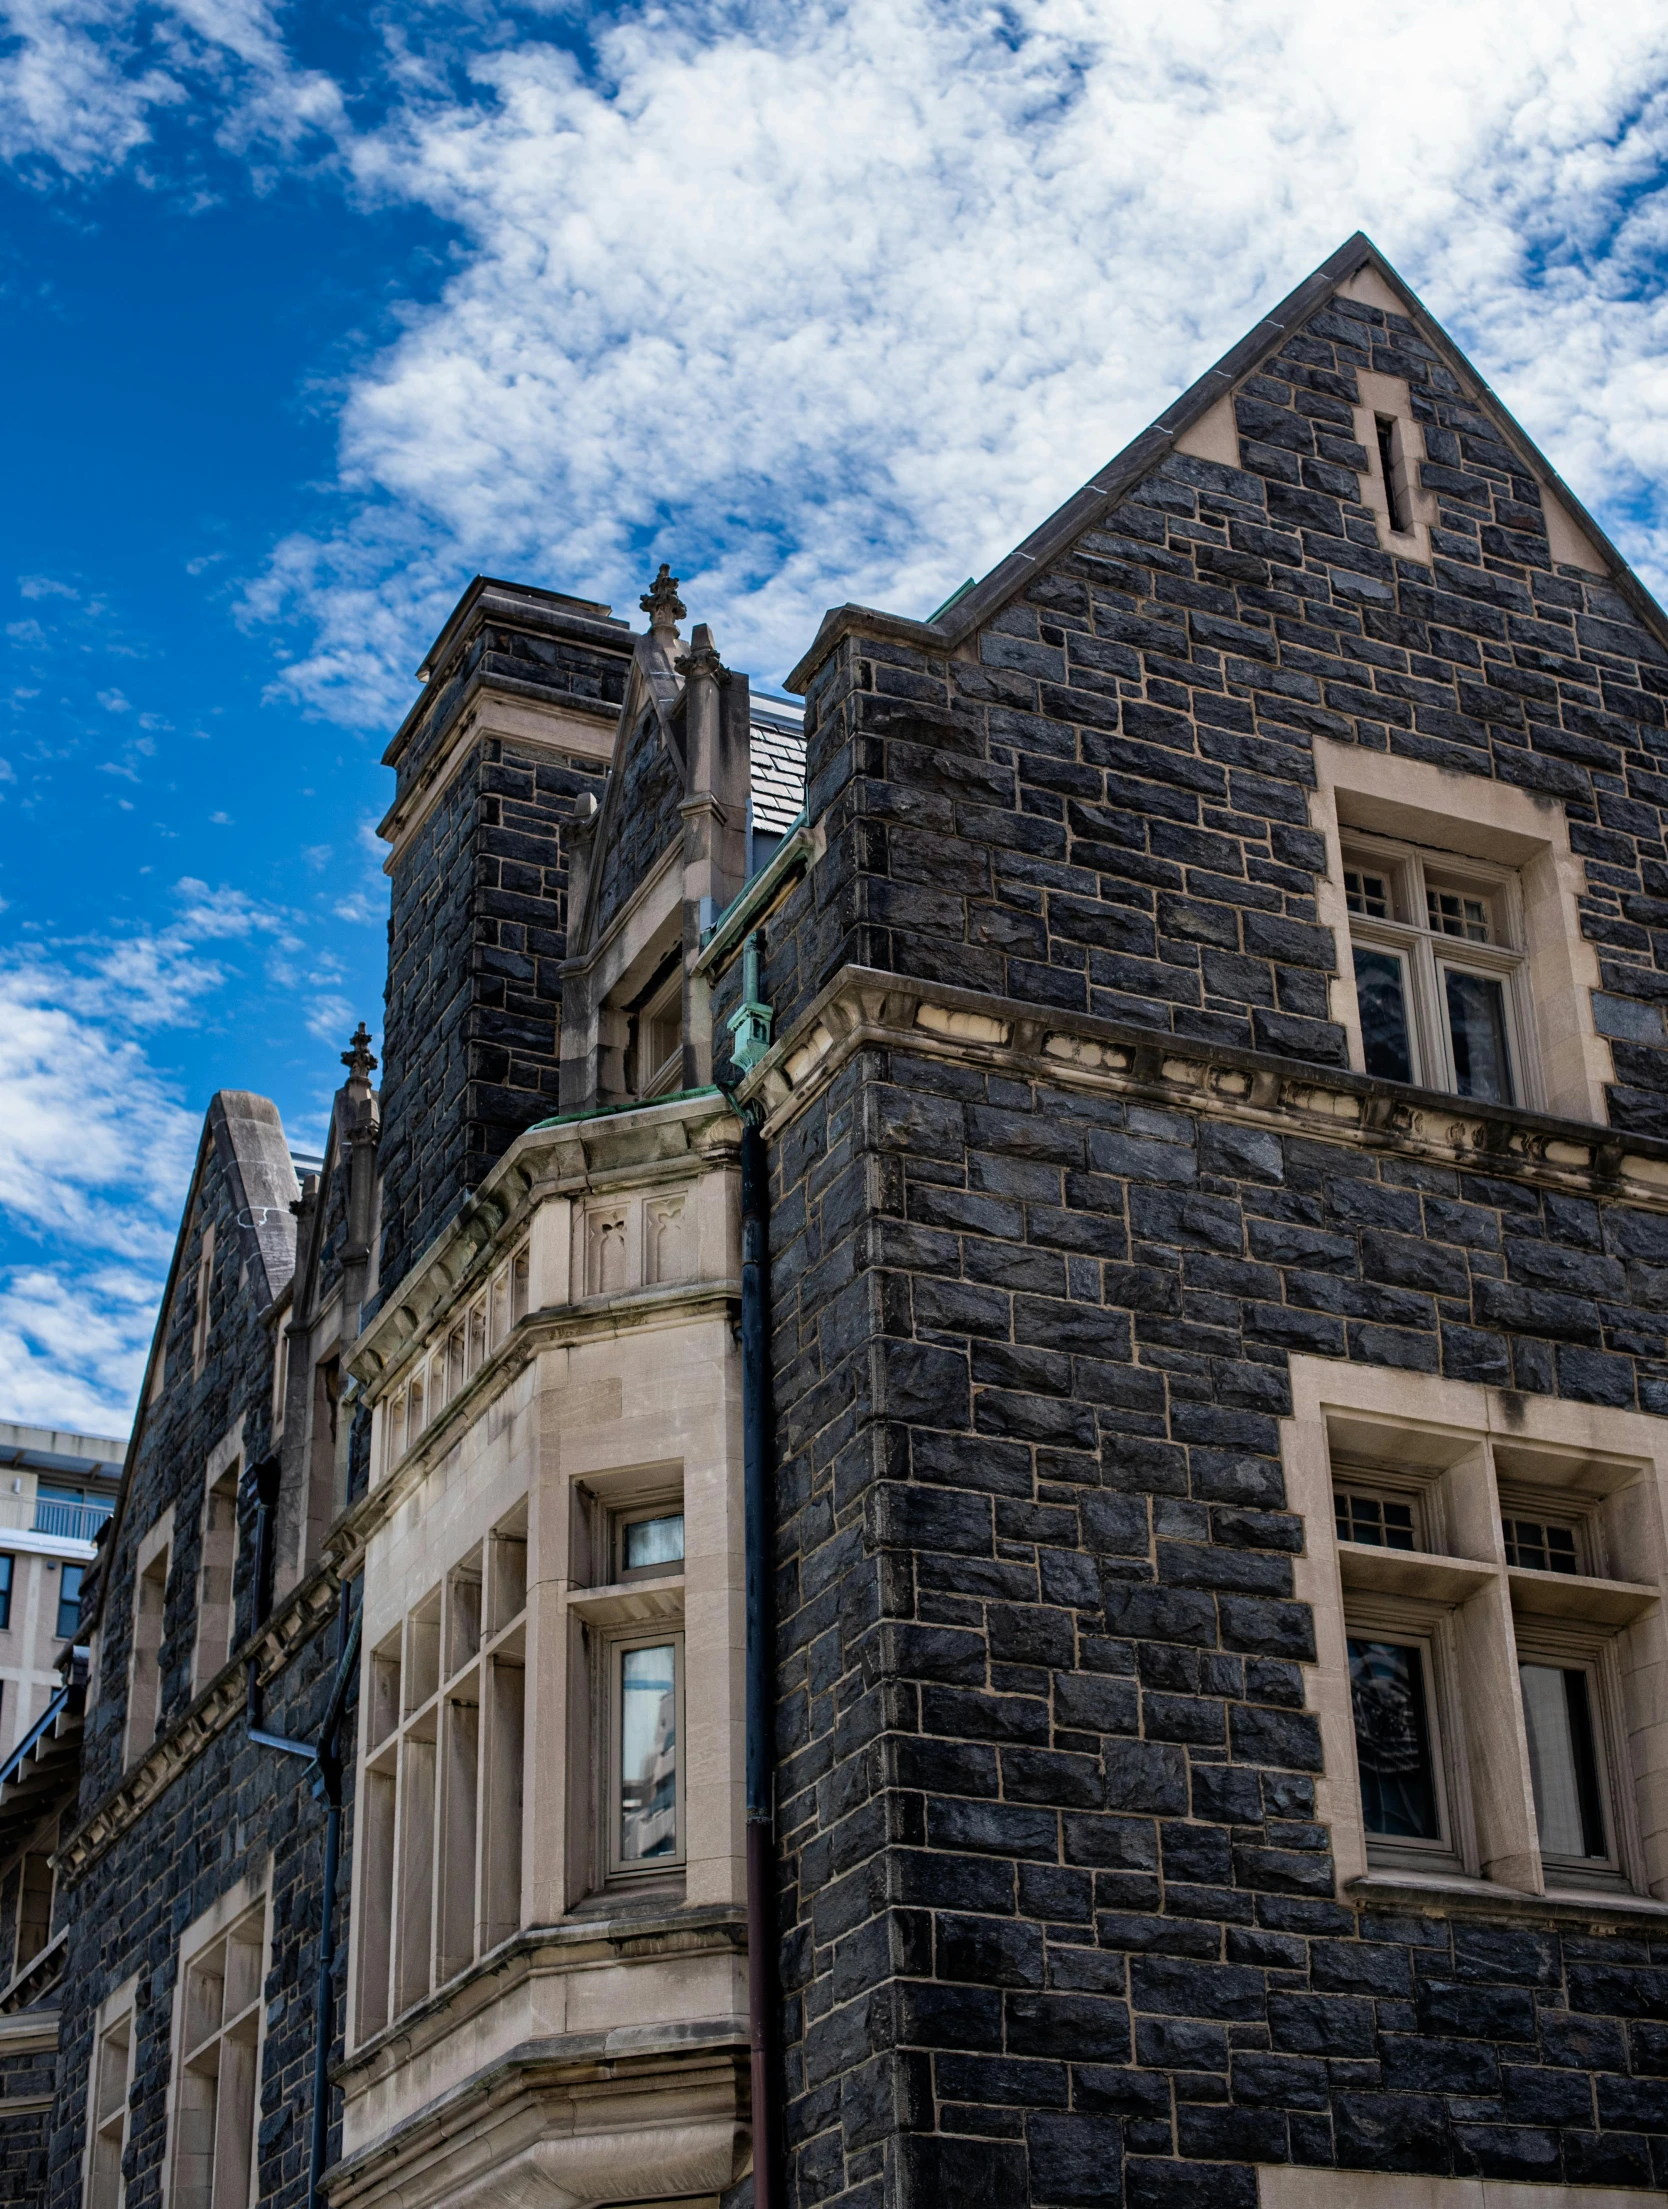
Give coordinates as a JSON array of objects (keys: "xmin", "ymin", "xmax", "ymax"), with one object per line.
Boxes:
[
  {"xmin": 60, "ymin": 1560, "xmax": 341, "ymax": 1881},
  {"xmin": 331, "ymin": 2029, "xmax": 747, "ymax": 2209},
  {"xmin": 735, "ymin": 967, "xmax": 1668, "ymax": 1213},
  {"xmin": 1174, "ymin": 392, "xmax": 1240, "ymax": 469},
  {"xmin": 124, "ymin": 1503, "xmax": 175, "ymax": 1768},
  {"xmin": 379, "ymin": 690, "xmax": 615, "ymax": 870},
  {"xmin": 0, "ymin": 2009, "xmax": 57, "ymax": 2055},
  {"xmin": 1337, "ymin": 263, "xmax": 1412, "ymax": 321},
  {"xmin": 82, "ymin": 1966, "xmax": 139, "ymax": 2209},
  {"xmin": 1260, "ymin": 2170, "xmax": 1658, "ymax": 2209},
  {"xmin": 1351, "ymin": 369, "xmax": 1439, "ymax": 564},
  {"xmin": 1309, "ymin": 736, "xmax": 1614, "ymax": 1123},
  {"xmin": 0, "ymin": 2094, "xmax": 52, "ymax": 2114},
  {"xmin": 161, "ymin": 1864, "xmax": 272, "ymax": 2209},
  {"xmin": 1543, "ymin": 491, "xmax": 1607, "ymax": 576},
  {"xmin": 1283, "ymin": 1357, "xmax": 1668, "ymax": 1902}
]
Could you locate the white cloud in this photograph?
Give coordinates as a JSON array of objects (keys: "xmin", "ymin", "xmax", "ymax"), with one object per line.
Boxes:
[{"xmin": 227, "ymin": 0, "xmax": 1668, "ymax": 708}]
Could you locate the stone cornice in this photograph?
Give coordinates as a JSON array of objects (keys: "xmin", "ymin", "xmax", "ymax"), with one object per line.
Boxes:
[
  {"xmin": 350, "ymin": 1090, "xmax": 744, "ymax": 1394},
  {"xmin": 333, "ymin": 1281, "xmax": 739, "ymax": 1577},
  {"xmin": 59, "ymin": 1559, "xmax": 343, "ymax": 1883},
  {"xmin": 739, "ymin": 965, "xmax": 1668, "ymax": 1211},
  {"xmin": 0, "ymin": 2008, "xmax": 58, "ymax": 2055}
]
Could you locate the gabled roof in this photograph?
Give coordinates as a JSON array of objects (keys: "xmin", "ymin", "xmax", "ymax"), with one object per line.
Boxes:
[{"xmin": 787, "ymin": 230, "xmax": 1663, "ymax": 692}]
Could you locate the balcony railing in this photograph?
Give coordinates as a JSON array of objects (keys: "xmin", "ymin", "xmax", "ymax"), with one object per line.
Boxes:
[{"xmin": 33, "ymin": 1497, "xmax": 112, "ymax": 1541}]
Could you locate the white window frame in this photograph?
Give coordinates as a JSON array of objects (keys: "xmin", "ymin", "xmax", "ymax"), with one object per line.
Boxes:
[
  {"xmin": 162, "ymin": 1870, "xmax": 270, "ymax": 2209},
  {"xmin": 1342, "ymin": 829, "xmax": 1537, "ymax": 1108},
  {"xmin": 1285, "ymin": 1358, "xmax": 1668, "ymax": 1905},
  {"xmin": 84, "ymin": 1968, "xmax": 139, "ymax": 2209}
]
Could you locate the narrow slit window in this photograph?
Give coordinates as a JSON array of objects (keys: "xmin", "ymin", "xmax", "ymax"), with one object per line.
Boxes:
[
  {"xmin": 87, "ymin": 2002, "xmax": 135, "ymax": 2209},
  {"xmin": 1376, "ymin": 415, "xmax": 1408, "ymax": 533},
  {"xmin": 615, "ymin": 1635, "xmax": 683, "ymax": 1869}
]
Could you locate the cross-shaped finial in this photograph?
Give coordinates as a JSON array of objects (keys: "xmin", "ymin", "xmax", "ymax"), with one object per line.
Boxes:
[
  {"xmin": 342, "ymin": 1022, "xmax": 378, "ymax": 1081},
  {"xmin": 640, "ymin": 562, "xmax": 686, "ymax": 633}
]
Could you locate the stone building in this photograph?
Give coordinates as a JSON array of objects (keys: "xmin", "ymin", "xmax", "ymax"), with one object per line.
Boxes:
[{"xmin": 27, "ymin": 230, "xmax": 1668, "ymax": 2209}]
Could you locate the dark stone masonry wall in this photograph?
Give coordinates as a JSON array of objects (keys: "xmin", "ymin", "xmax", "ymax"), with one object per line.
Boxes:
[
  {"xmin": 781, "ymin": 283, "xmax": 1668, "ymax": 1131},
  {"xmin": 46, "ymin": 1629, "xmax": 355, "ymax": 2209},
  {"xmin": 767, "ymin": 1041, "xmax": 1668, "ymax": 2209},
  {"xmin": 80, "ymin": 1131, "xmax": 278, "ymax": 1807},
  {"xmin": 758, "ymin": 271, "xmax": 1668, "ymax": 2208},
  {"xmin": 588, "ymin": 708, "xmax": 686, "ymax": 944},
  {"xmin": 375, "ymin": 735, "xmax": 603, "ymax": 1300},
  {"xmin": 0, "ymin": 2034, "xmax": 54, "ymax": 2203}
]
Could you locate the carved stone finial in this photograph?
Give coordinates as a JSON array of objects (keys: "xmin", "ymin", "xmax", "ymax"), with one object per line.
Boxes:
[
  {"xmin": 640, "ymin": 562, "xmax": 686, "ymax": 634},
  {"xmin": 676, "ymin": 620, "xmax": 723, "ymax": 682},
  {"xmin": 342, "ymin": 1022, "xmax": 378, "ymax": 1082}
]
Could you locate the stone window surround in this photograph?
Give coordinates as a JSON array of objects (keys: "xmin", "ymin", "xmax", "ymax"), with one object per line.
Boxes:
[
  {"xmin": 160, "ymin": 1865, "xmax": 271, "ymax": 2209},
  {"xmin": 1260, "ymin": 2167, "xmax": 1660, "ymax": 2209},
  {"xmin": 190, "ymin": 1420, "xmax": 244, "ymax": 1698},
  {"xmin": 123, "ymin": 1504, "xmax": 174, "ymax": 1769},
  {"xmin": 83, "ymin": 1965, "xmax": 139, "ymax": 2209},
  {"xmin": 1310, "ymin": 736, "xmax": 1614, "ymax": 1128},
  {"xmin": 1283, "ymin": 1354, "xmax": 1668, "ymax": 1910}
]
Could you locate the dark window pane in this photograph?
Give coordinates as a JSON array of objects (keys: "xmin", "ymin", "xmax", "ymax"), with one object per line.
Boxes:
[
  {"xmin": 1520, "ymin": 1663, "xmax": 1607, "ymax": 1859},
  {"xmin": 56, "ymin": 1563, "xmax": 84, "ymax": 1642},
  {"xmin": 1349, "ymin": 1638, "xmax": 1441, "ymax": 1840},
  {"xmin": 1354, "ymin": 948, "xmax": 1413, "ymax": 1083},
  {"xmin": 0, "ymin": 1554, "xmax": 11, "ymax": 1631},
  {"xmin": 1335, "ymin": 1492, "xmax": 1416, "ymax": 1551},
  {"xmin": 1427, "ymin": 886, "xmax": 1490, "ymax": 941},
  {"xmin": 1445, "ymin": 969, "xmax": 1513, "ymax": 1103},
  {"xmin": 1503, "ymin": 1518, "xmax": 1580, "ymax": 1575},
  {"xmin": 1345, "ymin": 869, "xmax": 1390, "ymax": 918}
]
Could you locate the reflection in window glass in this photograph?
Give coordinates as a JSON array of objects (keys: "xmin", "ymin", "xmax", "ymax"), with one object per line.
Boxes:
[
  {"xmin": 1427, "ymin": 886, "xmax": 1490, "ymax": 941},
  {"xmin": 624, "ymin": 1514, "xmax": 685, "ymax": 1574},
  {"xmin": 1353, "ymin": 948, "xmax": 1414, "ymax": 1083},
  {"xmin": 619, "ymin": 1643, "xmax": 678, "ymax": 1863},
  {"xmin": 1349, "ymin": 1638, "xmax": 1440, "ymax": 1840},
  {"xmin": 1445, "ymin": 970, "xmax": 1513, "ymax": 1103},
  {"xmin": 1520, "ymin": 1663, "xmax": 1607, "ymax": 1860}
]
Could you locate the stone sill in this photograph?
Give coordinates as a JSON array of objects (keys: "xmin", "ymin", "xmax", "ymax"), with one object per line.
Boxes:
[{"xmin": 1347, "ymin": 1868, "xmax": 1668, "ymax": 1929}]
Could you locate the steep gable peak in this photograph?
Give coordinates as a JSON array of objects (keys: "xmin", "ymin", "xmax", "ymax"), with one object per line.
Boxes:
[{"xmin": 787, "ymin": 230, "xmax": 1645, "ymax": 693}]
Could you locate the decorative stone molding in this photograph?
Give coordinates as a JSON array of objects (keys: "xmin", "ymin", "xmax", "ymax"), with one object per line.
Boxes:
[
  {"xmin": 58, "ymin": 1561, "xmax": 342, "ymax": 1881},
  {"xmin": 739, "ymin": 965, "xmax": 1668, "ymax": 1213}
]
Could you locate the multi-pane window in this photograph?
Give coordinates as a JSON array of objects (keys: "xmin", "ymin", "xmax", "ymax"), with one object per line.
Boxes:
[
  {"xmin": 1326, "ymin": 1424, "xmax": 1657, "ymax": 1895},
  {"xmin": 1335, "ymin": 1488, "xmax": 1417, "ymax": 1552},
  {"xmin": 356, "ymin": 1503, "xmax": 527, "ymax": 2041},
  {"xmin": 1343, "ymin": 837, "xmax": 1531, "ymax": 1105},
  {"xmin": 85, "ymin": 1989, "xmax": 136, "ymax": 2209},
  {"xmin": 381, "ymin": 1240, "xmax": 529, "ymax": 1476},
  {"xmin": 169, "ymin": 1898, "xmax": 266, "ymax": 2209}
]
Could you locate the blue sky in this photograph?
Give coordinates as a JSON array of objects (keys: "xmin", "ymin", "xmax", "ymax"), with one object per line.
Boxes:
[{"xmin": 3, "ymin": 0, "xmax": 1668, "ymax": 1434}]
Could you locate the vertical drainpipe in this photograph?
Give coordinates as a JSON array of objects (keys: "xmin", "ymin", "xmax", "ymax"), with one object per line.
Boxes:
[{"xmin": 740, "ymin": 1111, "xmax": 783, "ymax": 2209}]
